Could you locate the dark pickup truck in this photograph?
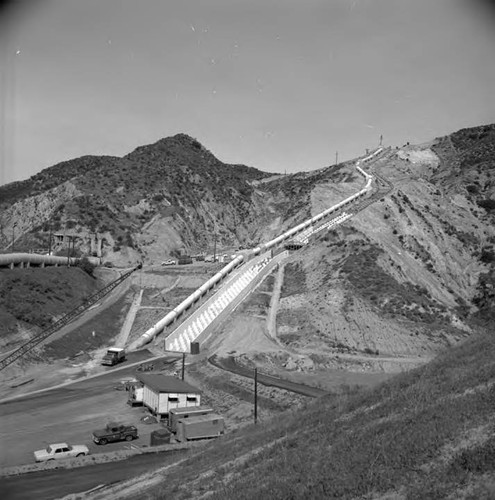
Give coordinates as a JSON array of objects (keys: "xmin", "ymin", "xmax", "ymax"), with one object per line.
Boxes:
[{"xmin": 92, "ymin": 423, "xmax": 138, "ymax": 445}]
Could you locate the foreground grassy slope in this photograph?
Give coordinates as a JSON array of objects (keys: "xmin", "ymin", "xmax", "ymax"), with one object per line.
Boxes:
[{"xmin": 137, "ymin": 330, "xmax": 495, "ymax": 499}]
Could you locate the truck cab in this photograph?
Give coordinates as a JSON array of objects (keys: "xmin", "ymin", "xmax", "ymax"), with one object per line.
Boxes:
[{"xmin": 101, "ymin": 347, "xmax": 126, "ymax": 366}]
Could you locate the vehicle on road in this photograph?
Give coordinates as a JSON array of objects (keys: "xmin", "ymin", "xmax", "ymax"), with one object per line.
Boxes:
[
  {"xmin": 101, "ymin": 347, "xmax": 126, "ymax": 366},
  {"xmin": 92, "ymin": 422, "xmax": 138, "ymax": 445},
  {"xmin": 34, "ymin": 443, "xmax": 90, "ymax": 462},
  {"xmin": 161, "ymin": 259, "xmax": 177, "ymax": 266}
]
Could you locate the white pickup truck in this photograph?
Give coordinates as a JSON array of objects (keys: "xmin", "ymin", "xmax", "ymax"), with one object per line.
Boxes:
[{"xmin": 34, "ymin": 442, "xmax": 90, "ymax": 462}]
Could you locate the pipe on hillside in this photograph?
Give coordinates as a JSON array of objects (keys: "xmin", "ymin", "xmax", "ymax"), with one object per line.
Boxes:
[
  {"xmin": 128, "ymin": 255, "xmax": 245, "ymax": 350},
  {"xmin": 129, "ymin": 149, "xmax": 381, "ymax": 350},
  {"xmin": 0, "ymin": 252, "xmax": 80, "ymax": 268}
]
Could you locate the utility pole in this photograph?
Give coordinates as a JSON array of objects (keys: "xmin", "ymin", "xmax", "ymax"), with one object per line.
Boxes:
[
  {"xmin": 213, "ymin": 231, "xmax": 217, "ymax": 263},
  {"xmin": 181, "ymin": 352, "xmax": 185, "ymax": 380},
  {"xmin": 254, "ymin": 368, "xmax": 258, "ymax": 424},
  {"xmin": 66, "ymin": 235, "xmax": 72, "ymax": 266},
  {"xmin": 48, "ymin": 226, "xmax": 52, "ymax": 255},
  {"xmin": 335, "ymin": 151, "xmax": 338, "ymax": 165},
  {"xmin": 379, "ymin": 134, "xmax": 383, "ymax": 147},
  {"xmin": 11, "ymin": 222, "xmax": 17, "ymax": 252}
]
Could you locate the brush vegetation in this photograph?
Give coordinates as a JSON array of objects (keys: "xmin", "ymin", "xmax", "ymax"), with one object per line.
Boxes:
[{"xmin": 143, "ymin": 329, "xmax": 495, "ymax": 499}]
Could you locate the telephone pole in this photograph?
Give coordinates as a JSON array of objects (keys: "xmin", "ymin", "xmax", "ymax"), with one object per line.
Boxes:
[
  {"xmin": 48, "ymin": 226, "xmax": 52, "ymax": 255},
  {"xmin": 11, "ymin": 222, "xmax": 17, "ymax": 252},
  {"xmin": 213, "ymin": 231, "xmax": 217, "ymax": 263},
  {"xmin": 66, "ymin": 235, "xmax": 71, "ymax": 266},
  {"xmin": 254, "ymin": 368, "xmax": 258, "ymax": 424},
  {"xmin": 335, "ymin": 151, "xmax": 338, "ymax": 165}
]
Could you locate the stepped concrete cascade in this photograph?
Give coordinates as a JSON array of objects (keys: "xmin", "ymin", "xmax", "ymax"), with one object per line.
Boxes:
[
  {"xmin": 167, "ymin": 256, "xmax": 271, "ymax": 352},
  {"xmin": 130, "ymin": 151, "xmax": 380, "ymax": 351},
  {"xmin": 290, "ymin": 212, "xmax": 351, "ymax": 246}
]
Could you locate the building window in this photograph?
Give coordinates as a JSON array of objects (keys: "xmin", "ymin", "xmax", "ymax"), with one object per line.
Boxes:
[
  {"xmin": 168, "ymin": 396, "xmax": 179, "ymax": 402},
  {"xmin": 186, "ymin": 396, "xmax": 197, "ymax": 402}
]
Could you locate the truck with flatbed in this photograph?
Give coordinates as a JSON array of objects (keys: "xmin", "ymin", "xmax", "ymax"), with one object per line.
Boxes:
[{"xmin": 92, "ymin": 422, "xmax": 138, "ymax": 445}]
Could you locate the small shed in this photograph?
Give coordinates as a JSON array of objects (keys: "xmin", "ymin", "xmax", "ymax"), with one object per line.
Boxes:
[
  {"xmin": 136, "ymin": 374, "xmax": 201, "ymax": 420},
  {"xmin": 150, "ymin": 428, "xmax": 172, "ymax": 446}
]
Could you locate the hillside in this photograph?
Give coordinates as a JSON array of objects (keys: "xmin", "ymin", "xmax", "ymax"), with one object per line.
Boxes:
[
  {"xmin": 90, "ymin": 328, "xmax": 495, "ymax": 500},
  {"xmin": 0, "ymin": 124, "xmax": 494, "ymax": 498},
  {"xmin": 0, "ymin": 134, "xmax": 274, "ymax": 265},
  {"xmin": 1, "ymin": 125, "xmax": 494, "ymax": 363},
  {"xmin": 0, "ymin": 266, "xmax": 99, "ymax": 350}
]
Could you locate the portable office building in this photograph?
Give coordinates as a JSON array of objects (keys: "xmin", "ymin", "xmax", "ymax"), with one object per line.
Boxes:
[{"xmin": 136, "ymin": 374, "xmax": 201, "ymax": 420}]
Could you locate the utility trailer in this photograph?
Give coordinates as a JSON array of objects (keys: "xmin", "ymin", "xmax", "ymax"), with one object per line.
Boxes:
[
  {"xmin": 168, "ymin": 406, "xmax": 214, "ymax": 433},
  {"xmin": 176, "ymin": 414, "xmax": 224, "ymax": 442}
]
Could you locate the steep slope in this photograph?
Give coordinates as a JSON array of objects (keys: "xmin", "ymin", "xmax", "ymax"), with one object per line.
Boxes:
[{"xmin": 87, "ymin": 329, "xmax": 495, "ymax": 500}]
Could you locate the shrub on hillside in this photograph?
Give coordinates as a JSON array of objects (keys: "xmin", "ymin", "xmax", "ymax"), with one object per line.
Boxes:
[
  {"xmin": 477, "ymin": 199, "xmax": 495, "ymax": 211},
  {"xmin": 76, "ymin": 257, "xmax": 97, "ymax": 277}
]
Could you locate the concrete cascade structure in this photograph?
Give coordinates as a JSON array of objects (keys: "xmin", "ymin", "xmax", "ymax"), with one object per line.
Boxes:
[
  {"xmin": 166, "ymin": 256, "xmax": 271, "ymax": 352},
  {"xmin": 128, "ymin": 147, "xmax": 386, "ymax": 351}
]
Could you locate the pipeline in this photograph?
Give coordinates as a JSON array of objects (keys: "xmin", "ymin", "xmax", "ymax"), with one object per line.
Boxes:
[
  {"xmin": 0, "ymin": 252, "xmax": 80, "ymax": 268},
  {"xmin": 130, "ymin": 148, "xmax": 384, "ymax": 350}
]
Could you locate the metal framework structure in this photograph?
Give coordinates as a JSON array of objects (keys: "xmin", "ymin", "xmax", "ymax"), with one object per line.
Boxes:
[{"xmin": 0, "ymin": 263, "xmax": 142, "ymax": 371}]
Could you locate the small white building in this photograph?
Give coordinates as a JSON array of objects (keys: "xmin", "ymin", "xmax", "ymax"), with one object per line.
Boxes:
[{"xmin": 136, "ymin": 374, "xmax": 201, "ymax": 420}]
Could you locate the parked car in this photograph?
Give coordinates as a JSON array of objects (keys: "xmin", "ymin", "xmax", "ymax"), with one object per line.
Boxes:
[
  {"xmin": 92, "ymin": 422, "xmax": 138, "ymax": 445},
  {"xmin": 34, "ymin": 443, "xmax": 90, "ymax": 462},
  {"xmin": 161, "ymin": 259, "xmax": 177, "ymax": 266}
]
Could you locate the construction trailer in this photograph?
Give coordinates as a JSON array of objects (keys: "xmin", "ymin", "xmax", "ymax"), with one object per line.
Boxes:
[
  {"xmin": 136, "ymin": 374, "xmax": 201, "ymax": 421},
  {"xmin": 168, "ymin": 406, "xmax": 214, "ymax": 433},
  {"xmin": 176, "ymin": 414, "xmax": 225, "ymax": 442}
]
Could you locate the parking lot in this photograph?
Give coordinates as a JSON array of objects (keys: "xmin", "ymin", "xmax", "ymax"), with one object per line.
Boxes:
[{"xmin": 0, "ymin": 359, "xmax": 175, "ymax": 468}]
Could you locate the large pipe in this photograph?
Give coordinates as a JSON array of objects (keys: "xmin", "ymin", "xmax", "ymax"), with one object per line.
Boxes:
[
  {"xmin": 129, "ymin": 255, "xmax": 245, "ymax": 349},
  {"xmin": 130, "ymin": 148, "xmax": 382, "ymax": 350},
  {"xmin": 0, "ymin": 252, "xmax": 80, "ymax": 268}
]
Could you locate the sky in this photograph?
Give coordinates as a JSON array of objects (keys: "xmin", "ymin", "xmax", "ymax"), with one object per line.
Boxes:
[{"xmin": 1, "ymin": 0, "xmax": 495, "ymax": 186}]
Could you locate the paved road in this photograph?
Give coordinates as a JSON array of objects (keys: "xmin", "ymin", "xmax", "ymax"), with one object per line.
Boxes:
[
  {"xmin": 0, "ymin": 449, "xmax": 187, "ymax": 500},
  {"xmin": 0, "ymin": 354, "xmax": 180, "ymax": 468},
  {"xmin": 209, "ymin": 355, "xmax": 328, "ymax": 398}
]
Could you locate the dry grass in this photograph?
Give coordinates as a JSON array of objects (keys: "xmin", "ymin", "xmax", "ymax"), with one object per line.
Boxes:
[{"xmin": 140, "ymin": 329, "xmax": 495, "ymax": 499}]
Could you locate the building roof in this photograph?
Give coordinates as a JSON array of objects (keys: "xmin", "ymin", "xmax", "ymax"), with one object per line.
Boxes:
[
  {"xmin": 178, "ymin": 414, "xmax": 222, "ymax": 425},
  {"xmin": 169, "ymin": 406, "xmax": 213, "ymax": 415},
  {"xmin": 136, "ymin": 374, "xmax": 200, "ymax": 394}
]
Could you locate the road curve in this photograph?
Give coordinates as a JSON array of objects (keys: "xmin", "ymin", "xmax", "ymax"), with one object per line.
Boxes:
[
  {"xmin": 208, "ymin": 355, "xmax": 328, "ymax": 398},
  {"xmin": 0, "ymin": 450, "xmax": 188, "ymax": 500}
]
